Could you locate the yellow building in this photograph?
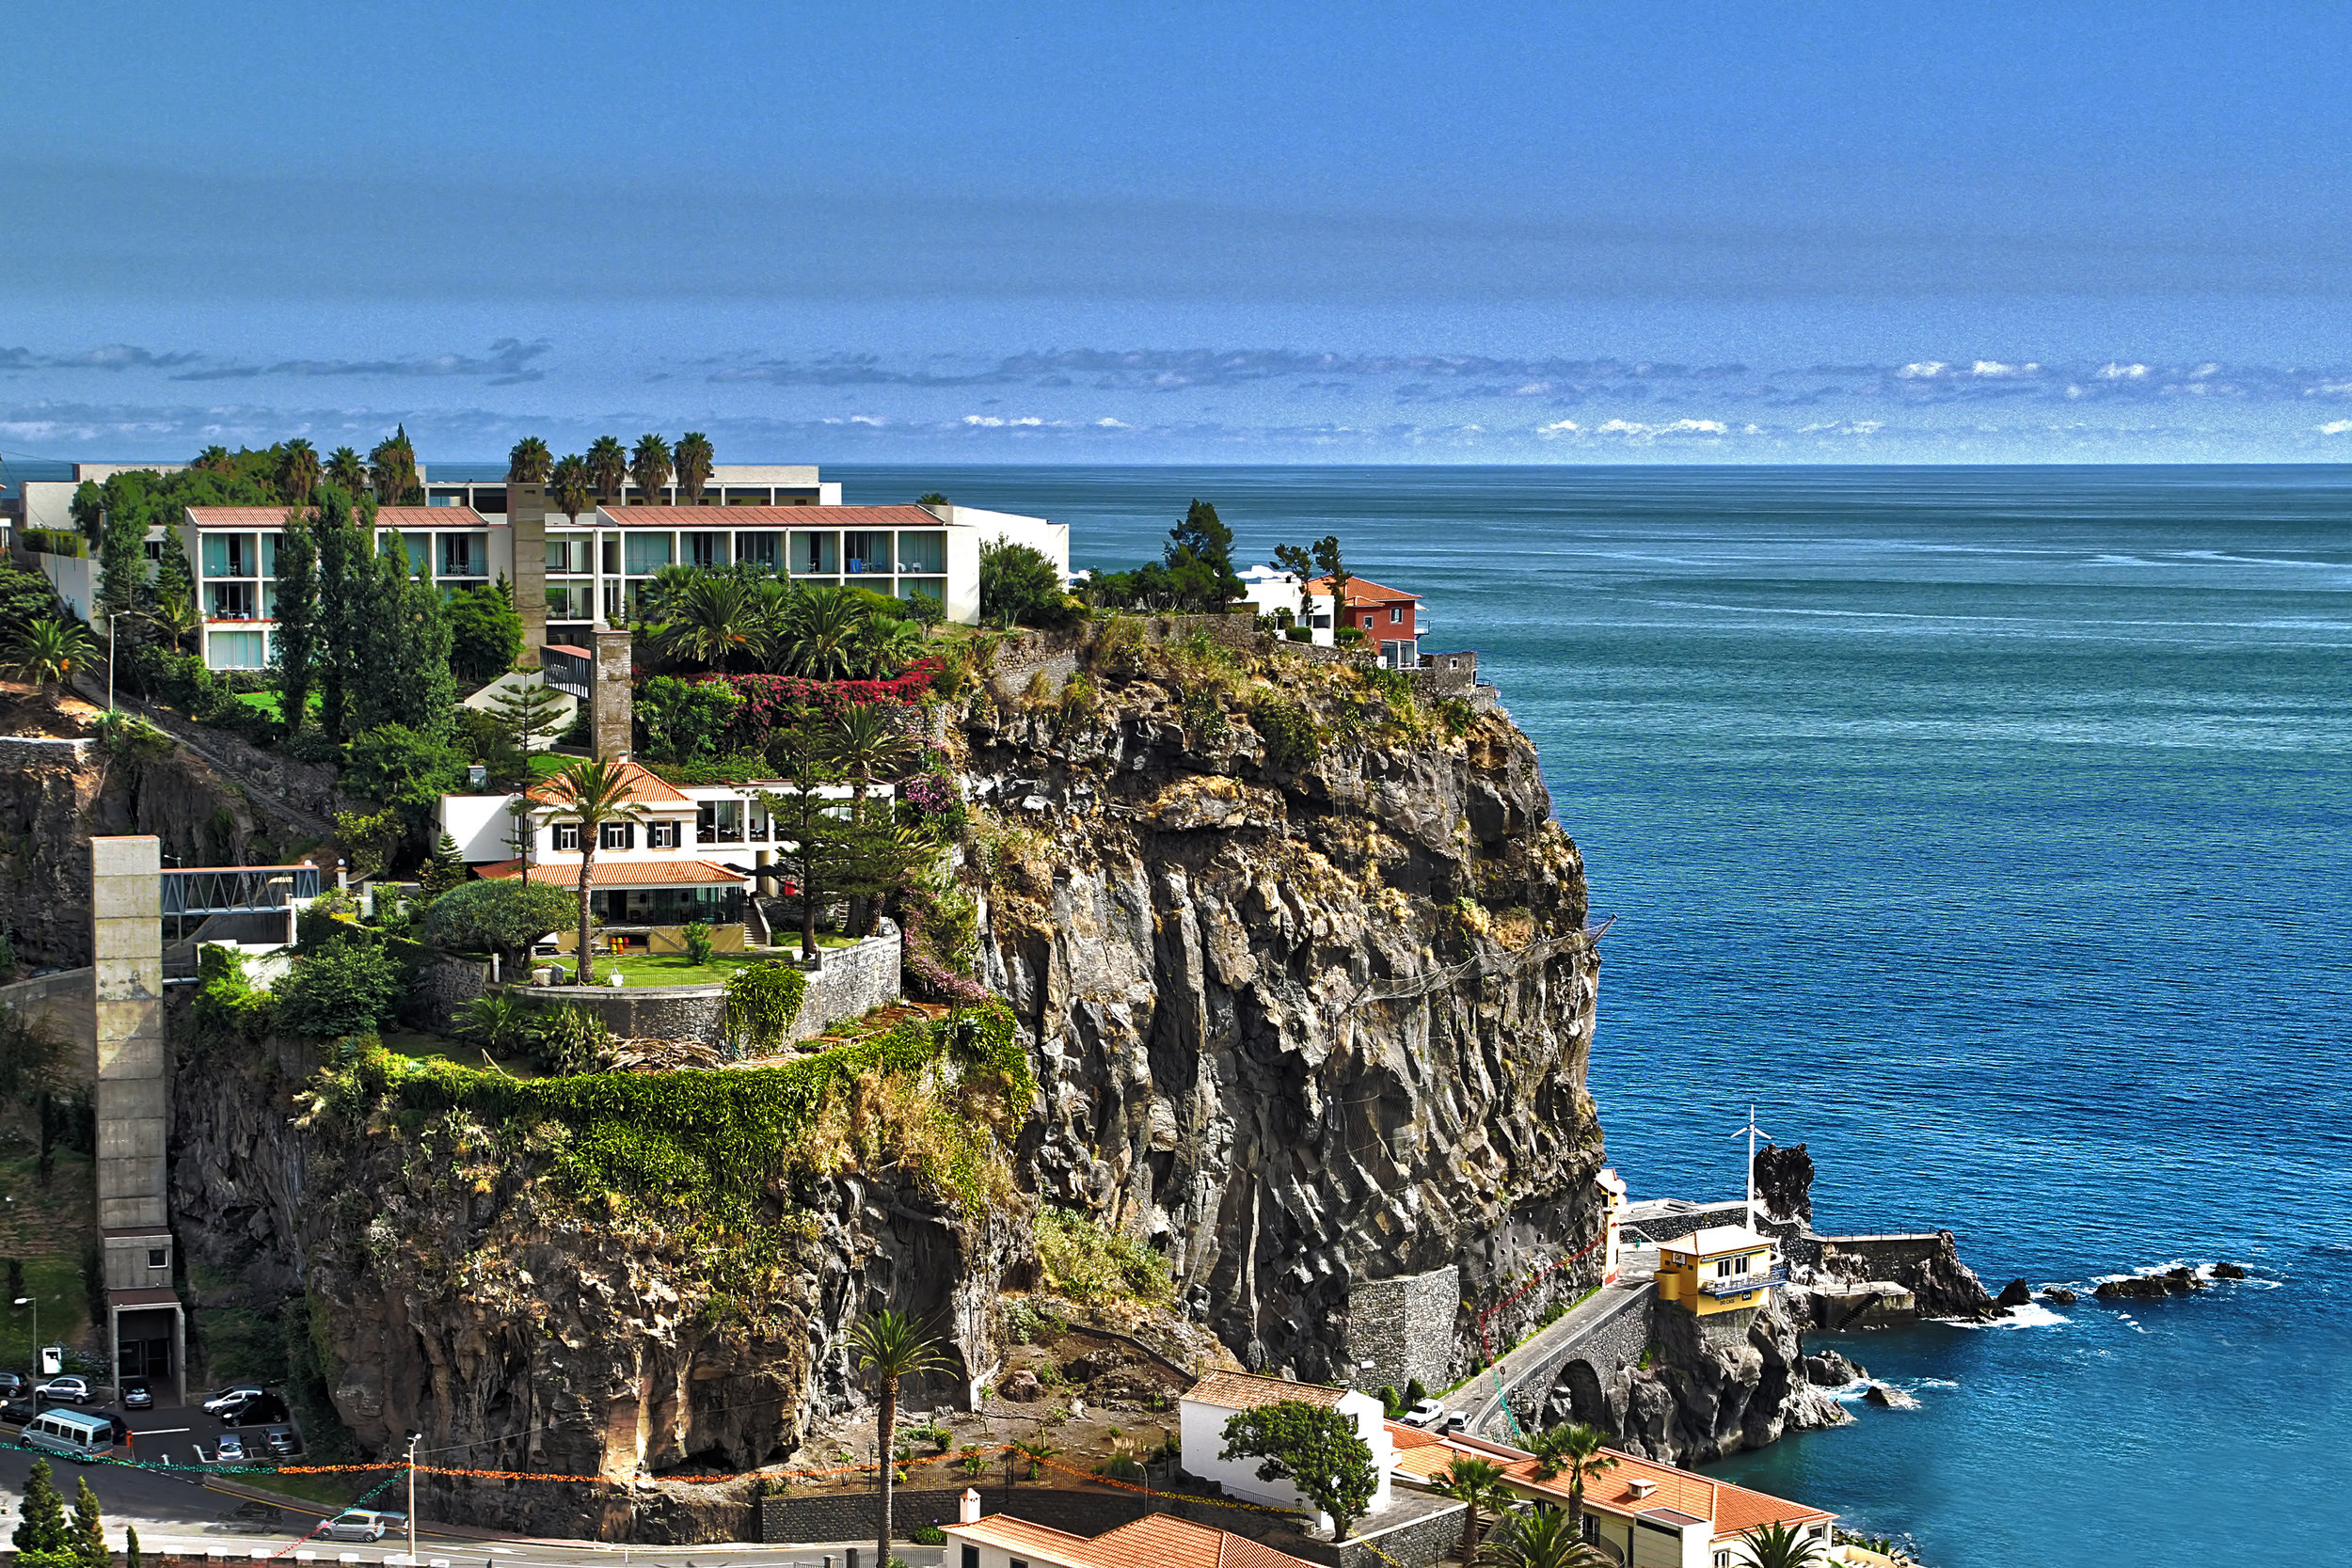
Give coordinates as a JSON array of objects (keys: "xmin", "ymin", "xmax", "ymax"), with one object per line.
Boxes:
[{"xmin": 1654, "ymin": 1225, "xmax": 1781, "ymax": 1316}]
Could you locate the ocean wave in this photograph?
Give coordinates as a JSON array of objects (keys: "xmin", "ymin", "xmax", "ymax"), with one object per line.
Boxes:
[{"xmin": 1941, "ymin": 1301, "xmax": 2070, "ymax": 1330}]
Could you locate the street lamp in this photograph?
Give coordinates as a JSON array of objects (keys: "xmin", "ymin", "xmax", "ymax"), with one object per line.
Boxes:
[
  {"xmin": 106, "ymin": 610, "xmax": 124, "ymax": 713},
  {"xmin": 12, "ymin": 1294, "xmax": 35, "ymax": 1364},
  {"xmin": 405, "ymin": 1433, "xmax": 421, "ymax": 1563}
]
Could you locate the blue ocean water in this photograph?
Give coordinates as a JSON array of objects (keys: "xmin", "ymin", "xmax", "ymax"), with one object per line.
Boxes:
[{"xmin": 835, "ymin": 464, "xmax": 2352, "ymax": 1567}]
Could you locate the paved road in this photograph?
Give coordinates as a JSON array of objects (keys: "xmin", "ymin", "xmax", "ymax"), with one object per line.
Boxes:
[{"xmin": 1456, "ymin": 1255, "xmax": 1657, "ymax": 1443}]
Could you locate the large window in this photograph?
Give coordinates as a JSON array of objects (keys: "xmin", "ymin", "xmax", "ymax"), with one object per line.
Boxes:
[
  {"xmin": 791, "ymin": 531, "xmax": 839, "ymax": 575},
  {"xmin": 600, "ymin": 822, "xmax": 635, "ymax": 850},
  {"xmin": 687, "ymin": 531, "xmax": 727, "ymax": 569},
  {"xmin": 625, "ymin": 532, "xmax": 674, "ymax": 574},
  {"xmin": 842, "ymin": 531, "xmax": 890, "ymax": 577},
  {"xmin": 736, "ymin": 531, "xmax": 780, "ymax": 568},
  {"xmin": 697, "ymin": 800, "xmax": 743, "ymax": 844},
  {"xmin": 553, "ymin": 822, "xmax": 580, "ymax": 851},
  {"xmin": 647, "ymin": 820, "xmax": 682, "ymax": 849},
  {"xmin": 200, "ymin": 533, "xmax": 256, "ymax": 578},
  {"xmin": 205, "ymin": 630, "xmax": 265, "ymax": 670},
  {"xmin": 441, "ymin": 532, "xmax": 488, "ymax": 578},
  {"xmin": 896, "ymin": 531, "xmax": 946, "ymax": 574},
  {"xmin": 208, "ymin": 582, "xmax": 256, "ymax": 620}
]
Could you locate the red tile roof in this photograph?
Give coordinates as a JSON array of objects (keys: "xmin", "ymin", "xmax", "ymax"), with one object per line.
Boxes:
[
  {"xmin": 479, "ymin": 859, "xmax": 747, "ymax": 889},
  {"xmin": 1396, "ymin": 1437, "xmax": 1832, "ymax": 1540},
  {"xmin": 522, "ymin": 759, "xmax": 692, "ymax": 807},
  {"xmin": 953, "ymin": 1513, "xmax": 1321, "ymax": 1568},
  {"xmin": 1184, "ymin": 1370, "xmax": 1351, "ymax": 1411},
  {"xmin": 595, "ymin": 504, "xmax": 946, "ymax": 527},
  {"xmin": 1309, "ymin": 575, "xmax": 1417, "ymax": 608},
  {"xmin": 184, "ymin": 505, "xmax": 487, "ymax": 527}
]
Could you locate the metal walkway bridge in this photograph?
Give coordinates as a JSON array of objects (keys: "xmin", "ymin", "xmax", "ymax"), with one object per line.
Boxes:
[{"xmin": 160, "ymin": 863, "xmax": 324, "ymax": 918}]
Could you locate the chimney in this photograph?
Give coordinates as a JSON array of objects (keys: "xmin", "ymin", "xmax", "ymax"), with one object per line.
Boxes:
[
  {"xmin": 511, "ymin": 481, "xmax": 548, "ymax": 669},
  {"xmin": 959, "ymin": 1489, "xmax": 981, "ymax": 1526},
  {"xmin": 1627, "ymin": 1479, "xmax": 1656, "ymax": 1499},
  {"xmin": 591, "ymin": 625, "xmax": 632, "ymax": 763}
]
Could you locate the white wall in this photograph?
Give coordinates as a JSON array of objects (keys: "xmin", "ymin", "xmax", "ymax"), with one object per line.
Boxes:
[
  {"xmin": 946, "ymin": 505, "xmax": 1071, "ymax": 578},
  {"xmin": 1179, "ymin": 1390, "xmax": 1393, "ymax": 1522},
  {"xmin": 442, "ymin": 795, "xmax": 524, "ymax": 863}
]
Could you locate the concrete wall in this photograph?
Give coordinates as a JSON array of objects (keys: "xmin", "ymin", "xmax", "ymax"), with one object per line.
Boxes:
[
  {"xmin": 1344, "ymin": 1265, "xmax": 1459, "ymax": 1399},
  {"xmin": 0, "ymin": 966, "xmax": 98, "ymax": 1080},
  {"xmin": 91, "ymin": 837, "xmax": 167, "ymax": 1233}
]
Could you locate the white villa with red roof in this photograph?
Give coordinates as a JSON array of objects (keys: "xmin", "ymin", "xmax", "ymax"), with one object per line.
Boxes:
[
  {"xmin": 437, "ymin": 757, "xmax": 885, "ymax": 945},
  {"xmin": 1236, "ymin": 565, "xmax": 1423, "ymax": 669},
  {"xmin": 947, "ymin": 1502, "xmax": 1323, "ymax": 1568},
  {"xmin": 1390, "ymin": 1425, "xmax": 1841, "ymax": 1568},
  {"xmin": 1178, "ymin": 1370, "xmax": 1396, "ymax": 1523}
]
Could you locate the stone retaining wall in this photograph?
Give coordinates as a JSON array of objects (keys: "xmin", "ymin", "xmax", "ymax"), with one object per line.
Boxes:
[
  {"xmin": 1499, "ymin": 1285, "xmax": 1655, "ymax": 1435},
  {"xmin": 532, "ymin": 926, "xmax": 903, "ymax": 1046},
  {"xmin": 0, "ymin": 965, "xmax": 97, "ymax": 1077},
  {"xmin": 1344, "ymin": 1265, "xmax": 1460, "ymax": 1398},
  {"xmin": 0, "ymin": 734, "xmax": 91, "ymax": 768}
]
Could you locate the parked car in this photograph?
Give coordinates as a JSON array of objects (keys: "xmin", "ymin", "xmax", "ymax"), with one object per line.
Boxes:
[
  {"xmin": 119, "ymin": 1381, "xmax": 153, "ymax": 1411},
  {"xmin": 203, "ymin": 1385, "xmax": 267, "ymax": 1418},
  {"xmin": 0, "ymin": 1372, "xmax": 29, "ymax": 1399},
  {"xmin": 1402, "ymin": 1398, "xmax": 1446, "ymax": 1428},
  {"xmin": 316, "ymin": 1511, "xmax": 390, "ymax": 1544},
  {"xmin": 218, "ymin": 1392, "xmax": 288, "ymax": 1427},
  {"xmin": 35, "ymin": 1376, "xmax": 90, "ymax": 1405},
  {"xmin": 1438, "ymin": 1411, "xmax": 1470, "ymax": 1434},
  {"xmin": 214, "ymin": 1433, "xmax": 246, "ymax": 1463},
  {"xmin": 261, "ymin": 1424, "xmax": 299, "ymax": 1457},
  {"xmin": 0, "ymin": 1398, "xmax": 37, "ymax": 1425}
]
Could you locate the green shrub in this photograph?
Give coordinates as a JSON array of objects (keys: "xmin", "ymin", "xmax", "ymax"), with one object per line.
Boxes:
[
  {"xmin": 1033, "ymin": 1209, "xmax": 1175, "ymax": 1304},
  {"xmin": 723, "ymin": 962, "xmax": 808, "ymax": 1053},
  {"xmin": 1284, "ymin": 626, "xmax": 1311, "ymax": 642},
  {"xmin": 1251, "ymin": 698, "xmax": 1319, "ymax": 770},
  {"xmin": 419, "ymin": 878, "xmax": 576, "ymax": 960},
  {"xmin": 273, "ymin": 939, "xmax": 399, "ymax": 1040},
  {"xmin": 529, "ymin": 1003, "xmax": 613, "ymax": 1076},
  {"xmin": 911, "ymin": 1527, "xmax": 946, "ymax": 1545},
  {"xmin": 1336, "ymin": 626, "xmax": 1367, "ymax": 646},
  {"xmin": 680, "ymin": 920, "xmax": 715, "ymax": 966}
]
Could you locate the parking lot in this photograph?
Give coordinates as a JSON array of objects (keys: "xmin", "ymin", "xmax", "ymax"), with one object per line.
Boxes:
[{"xmin": 3, "ymin": 1379, "xmax": 306, "ymax": 1469}]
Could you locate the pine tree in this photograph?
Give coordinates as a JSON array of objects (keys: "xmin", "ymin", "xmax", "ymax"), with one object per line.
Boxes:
[
  {"xmin": 124, "ymin": 1526, "xmax": 141, "ymax": 1568},
  {"xmin": 486, "ymin": 675, "xmax": 567, "ymax": 755},
  {"xmin": 69, "ymin": 1477, "xmax": 104, "ymax": 1568},
  {"xmin": 313, "ymin": 486, "xmax": 370, "ymax": 743},
  {"xmin": 422, "ymin": 833, "xmax": 469, "ymax": 896},
  {"xmin": 13, "ymin": 1458, "xmax": 69, "ymax": 1554}
]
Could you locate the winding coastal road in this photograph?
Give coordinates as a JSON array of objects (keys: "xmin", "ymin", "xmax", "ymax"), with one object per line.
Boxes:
[{"xmin": 1456, "ymin": 1252, "xmax": 1657, "ymax": 1443}]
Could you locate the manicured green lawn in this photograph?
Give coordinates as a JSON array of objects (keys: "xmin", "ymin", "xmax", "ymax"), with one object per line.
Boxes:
[
  {"xmin": 231, "ymin": 689, "xmax": 320, "ymax": 721},
  {"xmin": 597, "ymin": 949, "xmax": 774, "ymax": 986}
]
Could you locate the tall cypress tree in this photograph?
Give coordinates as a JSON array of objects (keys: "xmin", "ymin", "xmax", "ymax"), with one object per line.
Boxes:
[
  {"xmin": 312, "ymin": 486, "xmax": 369, "ymax": 743},
  {"xmin": 270, "ymin": 506, "xmax": 321, "ymax": 736},
  {"xmin": 12, "ymin": 1458, "xmax": 68, "ymax": 1554},
  {"xmin": 69, "ymin": 1477, "xmax": 105, "ymax": 1568}
]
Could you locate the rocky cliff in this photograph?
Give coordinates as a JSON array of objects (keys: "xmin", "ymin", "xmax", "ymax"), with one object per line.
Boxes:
[
  {"xmin": 960, "ymin": 634, "xmax": 1604, "ymax": 1383},
  {"xmin": 158, "ymin": 634, "xmax": 1613, "ymax": 1540}
]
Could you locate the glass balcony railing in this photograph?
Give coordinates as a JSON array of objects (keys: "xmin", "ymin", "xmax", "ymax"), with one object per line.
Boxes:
[{"xmin": 1698, "ymin": 1267, "xmax": 1787, "ymax": 1298}]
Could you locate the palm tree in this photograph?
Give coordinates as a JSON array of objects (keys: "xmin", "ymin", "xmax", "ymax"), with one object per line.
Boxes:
[
  {"xmin": 507, "ymin": 436, "xmax": 553, "ymax": 485},
  {"xmin": 628, "ymin": 434, "xmax": 674, "ymax": 505},
  {"xmin": 1739, "ymin": 1523, "xmax": 1827, "ymax": 1568},
  {"xmin": 851, "ymin": 614, "xmax": 924, "ymax": 680},
  {"xmin": 146, "ymin": 594, "xmax": 202, "ymax": 655},
  {"xmin": 657, "ymin": 575, "xmax": 771, "ymax": 671},
  {"xmin": 1479, "ymin": 1505, "xmax": 1613, "ymax": 1568},
  {"xmin": 6, "ymin": 618, "xmax": 98, "ymax": 698},
  {"xmin": 820, "ymin": 704, "xmax": 917, "ymax": 821},
  {"xmin": 1010, "ymin": 1438, "xmax": 1062, "ymax": 1481},
  {"xmin": 1431, "ymin": 1456, "xmax": 1518, "ymax": 1568},
  {"xmin": 675, "ymin": 432, "xmax": 715, "ymax": 503},
  {"xmin": 278, "ymin": 439, "xmax": 321, "ymax": 504},
  {"xmin": 585, "ymin": 436, "xmax": 628, "ymax": 503},
  {"xmin": 1530, "ymin": 1423, "xmax": 1618, "ymax": 1539},
  {"xmin": 195, "ymin": 444, "xmax": 234, "ymax": 476},
  {"xmin": 848, "ymin": 1311, "xmax": 948, "ymax": 1568},
  {"xmin": 780, "ymin": 586, "xmax": 866, "ymax": 678},
  {"xmin": 550, "ymin": 454, "xmax": 594, "ymax": 524},
  {"xmin": 535, "ymin": 757, "xmax": 647, "ymax": 986},
  {"xmin": 325, "ymin": 446, "xmax": 368, "ymax": 494},
  {"xmin": 635, "ymin": 562, "xmax": 704, "ymax": 626}
]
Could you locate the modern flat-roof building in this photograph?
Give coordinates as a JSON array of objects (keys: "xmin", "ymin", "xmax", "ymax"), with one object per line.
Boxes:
[
  {"xmin": 177, "ymin": 485, "xmax": 1068, "ymax": 668},
  {"xmin": 419, "ymin": 462, "xmax": 842, "ymax": 514}
]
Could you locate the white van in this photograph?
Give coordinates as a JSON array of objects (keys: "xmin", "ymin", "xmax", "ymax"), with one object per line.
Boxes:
[{"xmin": 25, "ymin": 1408, "xmax": 116, "ymax": 1464}]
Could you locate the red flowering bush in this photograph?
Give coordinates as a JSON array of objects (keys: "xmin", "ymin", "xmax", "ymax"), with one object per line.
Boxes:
[{"xmin": 681, "ymin": 659, "xmax": 941, "ymax": 752}]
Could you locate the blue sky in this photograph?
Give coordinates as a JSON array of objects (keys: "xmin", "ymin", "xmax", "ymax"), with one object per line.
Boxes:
[{"xmin": 7, "ymin": 1, "xmax": 2352, "ymax": 464}]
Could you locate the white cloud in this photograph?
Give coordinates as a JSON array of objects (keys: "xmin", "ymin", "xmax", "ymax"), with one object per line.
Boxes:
[
  {"xmin": 1095, "ymin": 417, "xmax": 1128, "ymax": 427},
  {"xmin": 1536, "ymin": 419, "xmax": 1580, "ymax": 436},
  {"xmin": 1899, "ymin": 361, "xmax": 1949, "ymax": 379},
  {"xmin": 2097, "ymin": 362, "xmax": 2151, "ymax": 380},
  {"xmin": 1971, "ymin": 360, "xmax": 2040, "ymax": 378},
  {"xmin": 2319, "ymin": 420, "xmax": 2352, "ymax": 435},
  {"xmin": 1596, "ymin": 418, "xmax": 1728, "ymax": 436}
]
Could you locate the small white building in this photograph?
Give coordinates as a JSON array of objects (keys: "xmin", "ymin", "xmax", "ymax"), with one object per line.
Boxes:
[
  {"xmin": 1235, "ymin": 565, "xmax": 1334, "ymax": 643},
  {"xmin": 1178, "ymin": 1370, "xmax": 1394, "ymax": 1523},
  {"xmin": 1597, "ymin": 1166, "xmax": 1629, "ymax": 1285}
]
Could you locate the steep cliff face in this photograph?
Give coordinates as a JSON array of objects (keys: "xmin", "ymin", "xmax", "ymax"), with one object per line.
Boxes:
[
  {"xmin": 166, "ymin": 641, "xmax": 1611, "ymax": 1539},
  {"xmin": 961, "ymin": 644, "xmax": 1604, "ymax": 1383},
  {"xmin": 0, "ymin": 694, "xmax": 337, "ymax": 969},
  {"xmin": 1606, "ymin": 1297, "xmax": 1849, "ymax": 1466}
]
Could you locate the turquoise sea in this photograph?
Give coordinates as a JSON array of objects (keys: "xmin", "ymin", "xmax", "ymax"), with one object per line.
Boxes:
[{"xmin": 834, "ymin": 464, "xmax": 2352, "ymax": 1568}]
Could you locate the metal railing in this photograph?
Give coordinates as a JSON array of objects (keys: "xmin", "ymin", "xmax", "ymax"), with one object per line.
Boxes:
[
  {"xmin": 1698, "ymin": 1267, "xmax": 1787, "ymax": 1298},
  {"xmin": 160, "ymin": 863, "xmax": 323, "ymax": 917}
]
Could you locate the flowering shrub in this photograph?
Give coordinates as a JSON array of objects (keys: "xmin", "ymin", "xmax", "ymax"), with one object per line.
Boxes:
[
  {"xmin": 689, "ymin": 658, "xmax": 941, "ymax": 752},
  {"xmin": 901, "ymin": 772, "xmax": 960, "ymax": 816}
]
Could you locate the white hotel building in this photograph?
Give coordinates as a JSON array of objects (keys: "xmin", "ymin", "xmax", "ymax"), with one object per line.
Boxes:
[{"xmin": 171, "ymin": 467, "xmax": 1064, "ymax": 671}]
